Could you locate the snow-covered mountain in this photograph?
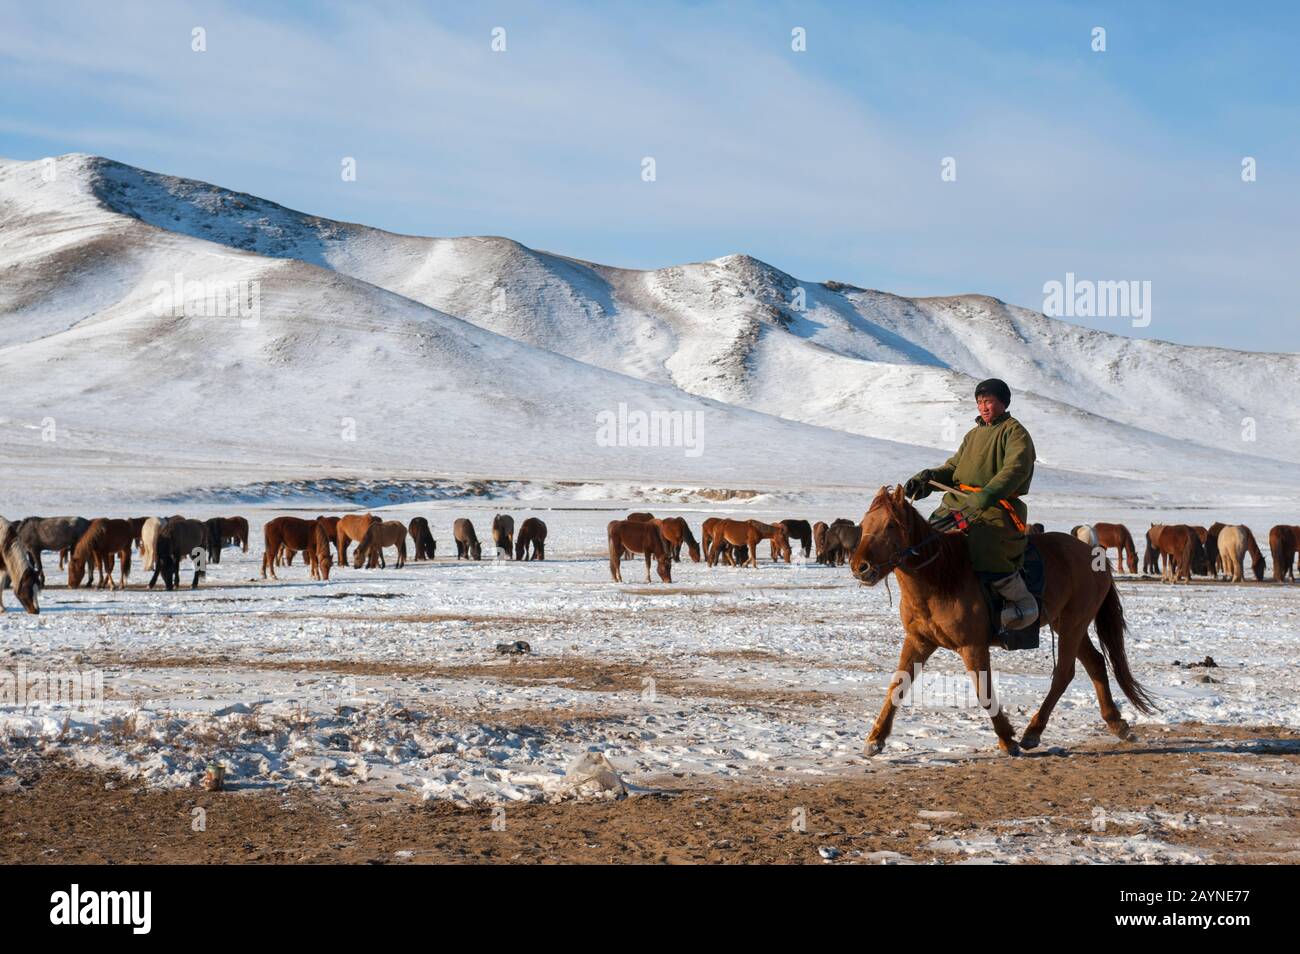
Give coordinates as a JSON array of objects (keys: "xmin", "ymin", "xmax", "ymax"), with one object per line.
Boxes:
[{"xmin": 1, "ymin": 153, "xmax": 1295, "ymax": 507}]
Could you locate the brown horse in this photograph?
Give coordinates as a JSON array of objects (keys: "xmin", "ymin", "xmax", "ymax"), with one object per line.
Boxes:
[
  {"xmin": 220, "ymin": 516, "xmax": 249, "ymax": 552},
  {"xmin": 515, "ymin": 517, "xmax": 547, "ymax": 560},
  {"xmin": 775, "ymin": 519, "xmax": 812, "ymax": 559},
  {"xmin": 68, "ymin": 518, "xmax": 134, "ymax": 590},
  {"xmin": 819, "ymin": 518, "xmax": 860, "ymax": 566},
  {"xmin": 262, "ymin": 516, "xmax": 321, "ymax": 580},
  {"xmin": 1093, "ymin": 522, "xmax": 1138, "ymax": 574},
  {"xmin": 812, "ymin": 521, "xmax": 829, "ymax": 561},
  {"xmin": 408, "ymin": 517, "xmax": 437, "ymax": 561},
  {"xmin": 492, "ymin": 514, "xmax": 515, "ymax": 559},
  {"xmin": 608, "ymin": 520, "xmax": 672, "ymax": 583},
  {"xmin": 1154, "ymin": 525, "xmax": 1203, "ymax": 583},
  {"xmin": 454, "ymin": 518, "xmax": 482, "ymax": 560},
  {"xmin": 706, "ymin": 519, "xmax": 790, "ymax": 567},
  {"xmin": 354, "ymin": 520, "xmax": 408, "ymax": 569},
  {"xmin": 851, "ymin": 486, "xmax": 1155, "ymax": 756},
  {"xmin": 1143, "ymin": 524, "xmax": 1164, "ymax": 575},
  {"xmin": 1269, "ymin": 525, "xmax": 1296, "ymax": 582},
  {"xmin": 627, "ymin": 512, "xmax": 655, "ymax": 522},
  {"xmin": 658, "ymin": 516, "xmax": 700, "ymax": 562},
  {"xmin": 335, "ymin": 514, "xmax": 380, "ymax": 568}
]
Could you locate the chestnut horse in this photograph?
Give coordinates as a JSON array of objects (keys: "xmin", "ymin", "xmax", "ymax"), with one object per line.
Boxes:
[
  {"xmin": 706, "ymin": 519, "xmax": 790, "ymax": 568},
  {"xmin": 608, "ymin": 519, "xmax": 672, "ymax": 583},
  {"xmin": 68, "ymin": 518, "xmax": 134, "ymax": 590},
  {"xmin": 1154, "ymin": 525, "xmax": 1203, "ymax": 583},
  {"xmin": 1269, "ymin": 525, "xmax": 1296, "ymax": 582},
  {"xmin": 336, "ymin": 514, "xmax": 380, "ymax": 568},
  {"xmin": 0, "ymin": 517, "xmax": 40, "ymax": 613},
  {"xmin": 852, "ymin": 486, "xmax": 1155, "ymax": 756},
  {"xmin": 354, "ymin": 520, "xmax": 408, "ymax": 569},
  {"xmin": 262, "ymin": 516, "xmax": 322, "ymax": 580},
  {"xmin": 657, "ymin": 516, "xmax": 700, "ymax": 562},
  {"xmin": 408, "ymin": 517, "xmax": 437, "ymax": 561},
  {"xmin": 812, "ymin": 521, "xmax": 829, "ymax": 561},
  {"xmin": 515, "ymin": 517, "xmax": 548, "ymax": 561},
  {"xmin": 775, "ymin": 519, "xmax": 813, "ymax": 559}
]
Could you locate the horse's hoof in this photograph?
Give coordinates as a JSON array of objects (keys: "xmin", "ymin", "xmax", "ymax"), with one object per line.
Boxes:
[
  {"xmin": 1020, "ymin": 733, "xmax": 1041, "ymax": 750},
  {"xmin": 1000, "ymin": 739, "xmax": 1021, "ymax": 757},
  {"xmin": 1108, "ymin": 720, "xmax": 1134, "ymax": 741},
  {"xmin": 863, "ymin": 739, "xmax": 885, "ymax": 757}
]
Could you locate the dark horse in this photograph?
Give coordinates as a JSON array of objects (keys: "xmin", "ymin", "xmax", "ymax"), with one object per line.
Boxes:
[
  {"xmin": 454, "ymin": 518, "xmax": 482, "ymax": 560},
  {"xmin": 408, "ymin": 517, "xmax": 437, "ymax": 561},
  {"xmin": 851, "ymin": 486, "xmax": 1155, "ymax": 756},
  {"xmin": 515, "ymin": 517, "xmax": 548, "ymax": 561},
  {"xmin": 152, "ymin": 518, "xmax": 209, "ymax": 590}
]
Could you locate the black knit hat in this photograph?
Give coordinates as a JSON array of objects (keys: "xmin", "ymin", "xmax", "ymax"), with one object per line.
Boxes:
[{"xmin": 974, "ymin": 378, "xmax": 1011, "ymax": 406}]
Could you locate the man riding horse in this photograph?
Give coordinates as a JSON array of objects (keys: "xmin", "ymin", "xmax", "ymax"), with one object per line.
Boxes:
[{"xmin": 904, "ymin": 378, "xmax": 1038, "ymax": 648}]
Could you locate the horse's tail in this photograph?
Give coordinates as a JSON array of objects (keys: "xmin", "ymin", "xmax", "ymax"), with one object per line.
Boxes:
[{"xmin": 1094, "ymin": 582, "xmax": 1157, "ymax": 715}]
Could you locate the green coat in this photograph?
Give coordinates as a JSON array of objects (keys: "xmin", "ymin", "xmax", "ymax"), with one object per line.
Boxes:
[{"xmin": 929, "ymin": 412, "xmax": 1036, "ymax": 574}]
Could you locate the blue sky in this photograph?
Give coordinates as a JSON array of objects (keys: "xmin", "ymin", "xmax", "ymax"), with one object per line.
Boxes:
[{"xmin": 3, "ymin": 1, "xmax": 1296, "ymax": 350}]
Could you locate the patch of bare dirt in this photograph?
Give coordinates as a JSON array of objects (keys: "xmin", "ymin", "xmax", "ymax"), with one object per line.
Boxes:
[{"xmin": 3, "ymin": 723, "xmax": 1296, "ymax": 864}]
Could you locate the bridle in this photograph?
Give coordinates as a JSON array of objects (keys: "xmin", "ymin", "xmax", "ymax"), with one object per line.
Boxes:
[{"xmin": 855, "ymin": 501, "xmax": 961, "ymax": 583}]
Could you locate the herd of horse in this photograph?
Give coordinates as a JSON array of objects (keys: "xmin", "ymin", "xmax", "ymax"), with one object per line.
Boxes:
[
  {"xmin": 0, "ymin": 513, "xmax": 550, "ymax": 612},
  {"xmin": 2, "ymin": 509, "xmax": 1297, "ymax": 615}
]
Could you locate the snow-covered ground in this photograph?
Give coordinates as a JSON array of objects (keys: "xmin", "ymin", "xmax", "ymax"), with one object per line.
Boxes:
[{"xmin": 3, "ymin": 502, "xmax": 1295, "ymax": 807}]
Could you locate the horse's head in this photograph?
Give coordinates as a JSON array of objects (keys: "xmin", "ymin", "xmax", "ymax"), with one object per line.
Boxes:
[
  {"xmin": 851, "ymin": 486, "xmax": 913, "ymax": 586},
  {"xmin": 655, "ymin": 551, "xmax": 673, "ymax": 583},
  {"xmin": 67, "ymin": 553, "xmax": 86, "ymax": 589},
  {"xmin": 686, "ymin": 537, "xmax": 702, "ymax": 563},
  {"xmin": 3, "ymin": 531, "xmax": 41, "ymax": 613},
  {"xmin": 15, "ymin": 565, "xmax": 40, "ymax": 614}
]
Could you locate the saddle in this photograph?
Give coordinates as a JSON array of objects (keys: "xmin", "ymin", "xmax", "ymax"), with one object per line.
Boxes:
[{"xmin": 977, "ymin": 542, "xmax": 1046, "ymax": 651}]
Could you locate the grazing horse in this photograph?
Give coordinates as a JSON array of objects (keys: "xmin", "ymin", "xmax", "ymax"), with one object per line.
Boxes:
[
  {"xmin": 0, "ymin": 518, "xmax": 40, "ymax": 613},
  {"xmin": 68, "ymin": 518, "xmax": 134, "ymax": 590},
  {"xmin": 607, "ymin": 520, "xmax": 672, "ymax": 583},
  {"xmin": 819, "ymin": 519, "xmax": 860, "ymax": 566},
  {"xmin": 16, "ymin": 516, "xmax": 89, "ymax": 587},
  {"xmin": 354, "ymin": 520, "xmax": 408, "ymax": 569},
  {"xmin": 851, "ymin": 486, "xmax": 1155, "ymax": 756},
  {"xmin": 775, "ymin": 519, "xmax": 812, "ymax": 559},
  {"xmin": 203, "ymin": 517, "xmax": 228, "ymax": 564},
  {"xmin": 657, "ymin": 516, "xmax": 700, "ymax": 562},
  {"xmin": 706, "ymin": 519, "xmax": 791, "ymax": 568},
  {"xmin": 492, "ymin": 514, "xmax": 515, "ymax": 559},
  {"xmin": 1093, "ymin": 523, "xmax": 1138, "ymax": 575},
  {"xmin": 1218, "ymin": 525, "xmax": 1266, "ymax": 582},
  {"xmin": 261, "ymin": 516, "xmax": 321, "ymax": 580},
  {"xmin": 813, "ymin": 521, "xmax": 829, "ymax": 561},
  {"xmin": 408, "ymin": 517, "xmax": 437, "ymax": 561},
  {"xmin": 310, "ymin": 519, "xmax": 334, "ymax": 580},
  {"xmin": 1269, "ymin": 525, "xmax": 1296, "ymax": 582},
  {"xmin": 454, "ymin": 518, "xmax": 482, "ymax": 560},
  {"xmin": 221, "ymin": 516, "xmax": 250, "ymax": 552},
  {"xmin": 152, "ymin": 518, "xmax": 210, "ymax": 590},
  {"xmin": 515, "ymin": 517, "xmax": 548, "ymax": 561},
  {"xmin": 1154, "ymin": 525, "xmax": 1203, "ymax": 583},
  {"xmin": 335, "ymin": 514, "xmax": 380, "ymax": 568}
]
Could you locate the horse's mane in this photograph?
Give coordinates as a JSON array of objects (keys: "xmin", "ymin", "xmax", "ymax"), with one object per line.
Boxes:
[
  {"xmin": 869, "ymin": 487, "xmax": 972, "ymax": 596},
  {"xmin": 72, "ymin": 519, "xmax": 105, "ymax": 562}
]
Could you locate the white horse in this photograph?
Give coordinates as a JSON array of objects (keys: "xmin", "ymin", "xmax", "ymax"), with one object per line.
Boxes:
[
  {"xmin": 1073, "ymin": 524, "xmax": 1099, "ymax": 548},
  {"xmin": 1217, "ymin": 525, "xmax": 1264, "ymax": 582},
  {"xmin": 0, "ymin": 517, "xmax": 41, "ymax": 613},
  {"xmin": 140, "ymin": 516, "xmax": 164, "ymax": 571}
]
